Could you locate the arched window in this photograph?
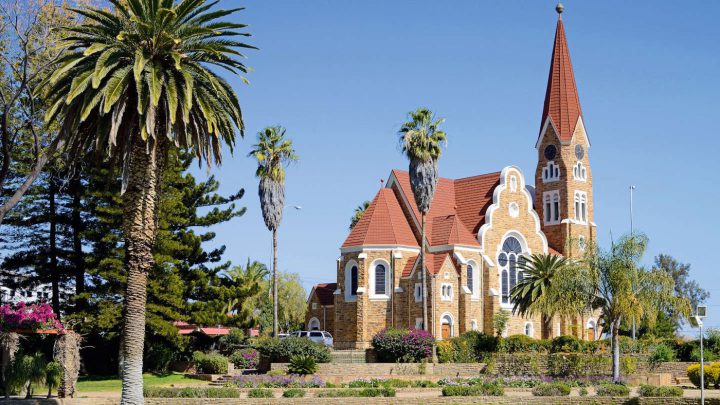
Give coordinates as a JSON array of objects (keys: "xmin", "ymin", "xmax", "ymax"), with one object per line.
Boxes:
[
  {"xmin": 574, "ymin": 191, "xmax": 588, "ymax": 223},
  {"xmin": 308, "ymin": 317, "xmax": 320, "ymax": 330},
  {"xmin": 524, "ymin": 322, "xmax": 534, "ymax": 337},
  {"xmin": 499, "ymin": 236, "xmax": 524, "ymax": 305},
  {"xmin": 441, "ymin": 284, "xmax": 453, "ymax": 301},
  {"xmin": 344, "ymin": 261, "xmax": 359, "ymax": 302},
  {"xmin": 471, "ymin": 319, "xmax": 478, "ymax": 331},
  {"xmin": 573, "ymin": 162, "xmax": 587, "ymax": 181},
  {"xmin": 542, "ymin": 161, "xmax": 560, "ymax": 182},
  {"xmin": 351, "ymin": 266, "xmax": 358, "ymax": 295},
  {"xmin": 375, "ymin": 264, "xmax": 386, "ymax": 295},
  {"xmin": 467, "ymin": 265, "xmax": 474, "ymax": 293}
]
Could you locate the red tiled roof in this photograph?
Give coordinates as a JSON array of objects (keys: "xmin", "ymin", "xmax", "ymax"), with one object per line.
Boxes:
[
  {"xmin": 540, "ymin": 16, "xmax": 583, "ymax": 142},
  {"xmin": 430, "ymin": 215, "xmax": 479, "ymax": 247},
  {"xmin": 342, "ymin": 188, "xmax": 419, "ymax": 248},
  {"xmin": 548, "ymin": 246, "xmax": 563, "ymax": 256},
  {"xmin": 402, "ymin": 255, "xmax": 419, "ymax": 277},
  {"xmin": 391, "ymin": 170, "xmax": 500, "ymax": 241},
  {"xmin": 313, "ymin": 283, "xmax": 337, "ymax": 306},
  {"xmin": 453, "ymin": 173, "xmax": 501, "ymax": 235},
  {"xmin": 425, "ymin": 252, "xmax": 457, "ymax": 275},
  {"xmin": 199, "ymin": 327, "xmax": 231, "ymax": 336}
]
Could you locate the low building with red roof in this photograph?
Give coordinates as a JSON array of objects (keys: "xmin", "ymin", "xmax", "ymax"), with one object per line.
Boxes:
[{"xmin": 309, "ymin": 7, "xmax": 601, "ymax": 349}]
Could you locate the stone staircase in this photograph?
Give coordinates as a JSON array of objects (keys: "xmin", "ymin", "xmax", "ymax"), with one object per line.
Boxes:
[
  {"xmin": 330, "ymin": 349, "xmax": 369, "ymax": 364},
  {"xmin": 673, "ymin": 375, "xmax": 692, "ymax": 387}
]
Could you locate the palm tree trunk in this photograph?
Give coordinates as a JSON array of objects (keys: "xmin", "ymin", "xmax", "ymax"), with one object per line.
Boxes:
[
  {"xmin": 612, "ymin": 318, "xmax": 621, "ymax": 382},
  {"xmin": 120, "ymin": 138, "xmax": 165, "ymax": 405},
  {"xmin": 272, "ymin": 228, "xmax": 278, "ymax": 337},
  {"xmin": 421, "ymin": 213, "xmax": 428, "ymax": 332}
]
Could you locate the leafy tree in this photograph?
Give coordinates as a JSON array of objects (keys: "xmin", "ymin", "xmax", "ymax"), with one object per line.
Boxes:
[
  {"xmin": 45, "ymin": 0, "xmax": 253, "ymax": 402},
  {"xmin": 582, "ymin": 234, "xmax": 688, "ymax": 381},
  {"xmin": 651, "ymin": 254, "xmax": 709, "ymax": 334},
  {"xmin": 349, "ymin": 201, "xmax": 369, "ymax": 230},
  {"xmin": 0, "ymin": 0, "xmax": 76, "ymax": 224},
  {"xmin": 245, "ymin": 270, "xmax": 307, "ymax": 334},
  {"xmin": 9, "ymin": 352, "xmax": 47, "ymax": 399},
  {"xmin": 248, "ymin": 126, "xmax": 298, "ymax": 337},
  {"xmin": 398, "ymin": 107, "xmax": 446, "ymax": 331},
  {"xmin": 44, "ymin": 361, "xmax": 62, "ymax": 398}
]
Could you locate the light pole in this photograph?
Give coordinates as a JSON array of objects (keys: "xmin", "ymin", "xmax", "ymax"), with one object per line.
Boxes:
[
  {"xmin": 691, "ymin": 305, "xmax": 708, "ymax": 405},
  {"xmin": 630, "ymin": 185, "xmax": 636, "ymax": 340}
]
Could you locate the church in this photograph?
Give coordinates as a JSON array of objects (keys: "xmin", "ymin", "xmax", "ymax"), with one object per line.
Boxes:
[{"xmin": 307, "ymin": 5, "xmax": 601, "ymax": 349}]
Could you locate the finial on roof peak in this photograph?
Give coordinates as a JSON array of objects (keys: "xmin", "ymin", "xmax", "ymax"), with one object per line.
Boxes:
[{"xmin": 556, "ymin": 2, "xmax": 564, "ymax": 15}]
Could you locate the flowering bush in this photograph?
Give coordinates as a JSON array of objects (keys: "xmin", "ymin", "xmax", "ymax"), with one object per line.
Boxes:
[
  {"xmin": 0, "ymin": 303, "xmax": 63, "ymax": 332},
  {"xmin": 229, "ymin": 348, "xmax": 259, "ymax": 369},
  {"xmin": 225, "ymin": 374, "xmax": 324, "ymax": 388},
  {"xmin": 371, "ymin": 328, "xmax": 434, "ymax": 362}
]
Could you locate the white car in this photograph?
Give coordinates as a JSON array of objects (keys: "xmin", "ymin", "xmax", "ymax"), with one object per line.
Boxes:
[{"xmin": 291, "ymin": 330, "xmax": 333, "ymax": 347}]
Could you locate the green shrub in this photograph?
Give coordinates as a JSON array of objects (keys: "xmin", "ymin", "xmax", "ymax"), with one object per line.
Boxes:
[
  {"xmin": 144, "ymin": 341, "xmax": 179, "ymax": 373},
  {"xmin": 282, "ymin": 388, "xmax": 305, "ymax": 398},
  {"xmin": 595, "ymin": 383, "xmax": 630, "ymax": 397},
  {"xmin": 287, "ymin": 355, "xmax": 317, "ymax": 375},
  {"xmin": 191, "ymin": 351, "xmax": 229, "ymax": 374},
  {"xmin": 531, "ymin": 382, "xmax": 571, "ymax": 396},
  {"xmin": 579, "ymin": 387, "xmax": 588, "ymax": 396},
  {"xmin": 466, "ymin": 331, "xmax": 500, "ymax": 353},
  {"xmin": 144, "ymin": 387, "xmax": 240, "ymax": 398},
  {"xmin": 437, "ymin": 340, "xmax": 455, "ymax": 363},
  {"xmin": 551, "ymin": 335, "xmax": 583, "ymax": 353},
  {"xmin": 638, "ymin": 384, "xmax": 683, "ymax": 397},
  {"xmin": 691, "ymin": 347, "xmax": 719, "ymax": 362},
  {"xmin": 648, "ymin": 343, "xmax": 676, "ymax": 368},
  {"xmin": 252, "ymin": 336, "xmax": 331, "ymax": 363},
  {"xmin": 371, "ymin": 328, "xmax": 434, "ymax": 362},
  {"xmin": 441, "ymin": 383, "xmax": 504, "ymax": 396},
  {"xmin": 247, "ymin": 388, "xmax": 274, "ymax": 398},
  {"xmin": 315, "ymin": 388, "xmax": 396, "ymax": 397},
  {"xmin": 546, "ymin": 353, "xmax": 610, "ymax": 377},
  {"xmin": 620, "ymin": 356, "xmax": 637, "ymax": 375},
  {"xmin": 219, "ymin": 328, "xmax": 246, "ymax": 353},
  {"xmin": 500, "ymin": 334, "xmax": 548, "ymax": 353}
]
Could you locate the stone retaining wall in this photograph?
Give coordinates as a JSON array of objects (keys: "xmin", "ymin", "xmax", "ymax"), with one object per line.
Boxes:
[{"xmin": 270, "ymin": 362, "xmax": 487, "ymax": 379}]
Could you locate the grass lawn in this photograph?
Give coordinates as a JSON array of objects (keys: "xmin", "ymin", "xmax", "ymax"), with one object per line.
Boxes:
[{"xmin": 77, "ymin": 372, "xmax": 205, "ymax": 392}]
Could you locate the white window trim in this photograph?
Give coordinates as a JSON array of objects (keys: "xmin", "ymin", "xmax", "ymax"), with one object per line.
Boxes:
[
  {"xmin": 524, "ymin": 322, "xmax": 534, "ymax": 338},
  {"xmin": 369, "ymin": 259, "xmax": 391, "ymax": 300},
  {"xmin": 542, "ymin": 161, "xmax": 560, "ymax": 183},
  {"xmin": 308, "ymin": 317, "xmax": 320, "ymax": 330},
  {"xmin": 414, "ymin": 283, "xmax": 422, "ymax": 302},
  {"xmin": 573, "ymin": 161, "xmax": 587, "ymax": 182},
  {"xmin": 497, "ymin": 232, "xmax": 529, "ymax": 310},
  {"xmin": 574, "ymin": 191, "xmax": 588, "ymax": 224},
  {"xmin": 440, "ymin": 283, "xmax": 453, "ymax": 301},
  {"xmin": 467, "ymin": 260, "xmax": 480, "ymax": 300},
  {"xmin": 344, "ymin": 260, "xmax": 359, "ymax": 302},
  {"xmin": 415, "ymin": 318, "xmax": 424, "ymax": 330},
  {"xmin": 542, "ymin": 190, "xmax": 561, "ymax": 225},
  {"xmin": 311, "ymin": 302, "xmax": 317, "ymax": 310},
  {"xmin": 471, "ymin": 319, "xmax": 478, "ymax": 331}
]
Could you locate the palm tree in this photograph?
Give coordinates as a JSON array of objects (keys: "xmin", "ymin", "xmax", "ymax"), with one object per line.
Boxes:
[
  {"xmin": 398, "ymin": 108, "xmax": 446, "ymax": 331},
  {"xmin": 248, "ymin": 126, "xmax": 298, "ymax": 337},
  {"xmin": 349, "ymin": 201, "xmax": 370, "ymax": 230},
  {"xmin": 511, "ymin": 254, "xmax": 568, "ymax": 320},
  {"xmin": 225, "ymin": 259, "xmax": 269, "ymax": 321},
  {"xmin": 44, "ymin": 1, "xmax": 253, "ymax": 403}
]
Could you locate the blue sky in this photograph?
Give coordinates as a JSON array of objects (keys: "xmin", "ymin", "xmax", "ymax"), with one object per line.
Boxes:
[{"xmin": 194, "ymin": 1, "xmax": 720, "ymax": 332}]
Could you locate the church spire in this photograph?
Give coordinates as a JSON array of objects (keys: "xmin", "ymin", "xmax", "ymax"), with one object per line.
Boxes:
[{"xmin": 540, "ymin": 3, "xmax": 583, "ymax": 142}]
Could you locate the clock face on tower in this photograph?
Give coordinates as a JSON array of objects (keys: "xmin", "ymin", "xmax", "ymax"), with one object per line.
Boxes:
[
  {"xmin": 544, "ymin": 145, "xmax": 557, "ymax": 160},
  {"xmin": 575, "ymin": 145, "xmax": 585, "ymax": 160}
]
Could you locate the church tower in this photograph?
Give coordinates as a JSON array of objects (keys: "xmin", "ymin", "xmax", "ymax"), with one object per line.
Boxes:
[{"xmin": 534, "ymin": 4, "xmax": 596, "ymax": 257}]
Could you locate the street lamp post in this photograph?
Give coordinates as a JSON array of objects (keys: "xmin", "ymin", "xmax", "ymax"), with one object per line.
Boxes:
[
  {"xmin": 630, "ymin": 185, "xmax": 636, "ymax": 340},
  {"xmin": 690, "ymin": 305, "xmax": 708, "ymax": 405}
]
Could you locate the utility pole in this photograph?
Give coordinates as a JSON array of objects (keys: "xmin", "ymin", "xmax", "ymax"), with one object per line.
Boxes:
[{"xmin": 630, "ymin": 185, "xmax": 636, "ymax": 340}]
